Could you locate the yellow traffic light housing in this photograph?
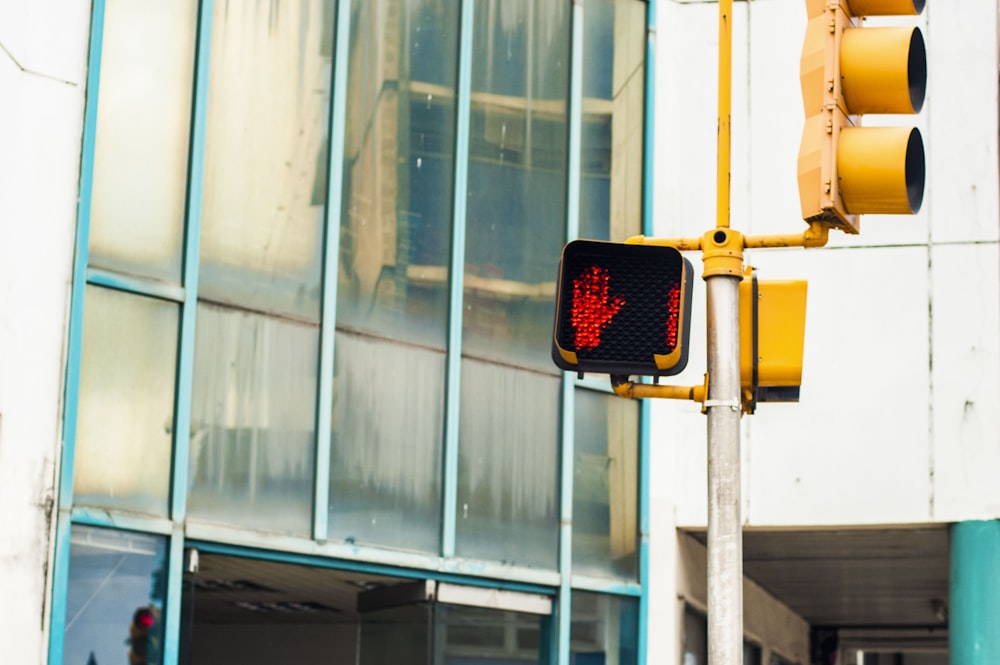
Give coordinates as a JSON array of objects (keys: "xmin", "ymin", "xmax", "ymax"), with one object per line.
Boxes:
[
  {"xmin": 798, "ymin": 0, "xmax": 926, "ymax": 234},
  {"xmin": 739, "ymin": 270, "xmax": 808, "ymax": 414}
]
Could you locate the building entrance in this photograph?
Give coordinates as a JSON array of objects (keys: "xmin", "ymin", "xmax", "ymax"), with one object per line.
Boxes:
[{"xmin": 179, "ymin": 550, "xmax": 552, "ymax": 665}]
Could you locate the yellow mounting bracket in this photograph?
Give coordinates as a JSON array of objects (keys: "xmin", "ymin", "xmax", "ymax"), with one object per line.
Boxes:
[
  {"xmin": 611, "ymin": 373, "xmax": 709, "ymax": 406},
  {"xmin": 625, "ymin": 220, "xmax": 831, "ymax": 252},
  {"xmin": 609, "ymin": 221, "xmax": 827, "ymax": 408}
]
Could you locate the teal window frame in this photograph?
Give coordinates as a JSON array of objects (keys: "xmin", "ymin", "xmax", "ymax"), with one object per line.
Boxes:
[{"xmin": 48, "ymin": 1, "xmax": 658, "ymax": 663}]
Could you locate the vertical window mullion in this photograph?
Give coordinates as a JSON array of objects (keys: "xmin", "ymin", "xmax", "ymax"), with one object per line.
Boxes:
[
  {"xmin": 558, "ymin": 1, "xmax": 585, "ymax": 664},
  {"xmin": 313, "ymin": 0, "xmax": 353, "ymax": 544},
  {"xmin": 162, "ymin": 0, "xmax": 214, "ymax": 661},
  {"xmin": 441, "ymin": 0, "xmax": 476, "ymax": 559},
  {"xmin": 638, "ymin": 3, "xmax": 657, "ymax": 664},
  {"xmin": 48, "ymin": 0, "xmax": 107, "ymax": 661}
]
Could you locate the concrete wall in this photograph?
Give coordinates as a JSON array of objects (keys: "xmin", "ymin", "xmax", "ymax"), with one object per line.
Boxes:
[
  {"xmin": 676, "ymin": 533, "xmax": 810, "ymax": 665},
  {"xmin": 0, "ymin": 3, "xmax": 90, "ymax": 663},
  {"xmin": 651, "ymin": 0, "xmax": 1000, "ymax": 527},
  {"xmin": 648, "ymin": 0, "xmax": 998, "ymax": 661}
]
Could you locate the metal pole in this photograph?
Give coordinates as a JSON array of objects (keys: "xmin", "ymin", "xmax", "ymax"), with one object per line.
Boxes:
[
  {"xmin": 707, "ymin": 0, "xmax": 743, "ymax": 659},
  {"xmin": 705, "ymin": 270, "xmax": 743, "ymax": 665}
]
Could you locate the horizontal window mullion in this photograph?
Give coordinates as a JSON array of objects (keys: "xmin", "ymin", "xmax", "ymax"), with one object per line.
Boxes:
[
  {"xmin": 87, "ymin": 267, "xmax": 186, "ymax": 303},
  {"xmin": 71, "ymin": 507, "xmax": 174, "ymax": 535}
]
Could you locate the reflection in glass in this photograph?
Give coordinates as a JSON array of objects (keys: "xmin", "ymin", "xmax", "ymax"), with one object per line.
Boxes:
[
  {"xmin": 188, "ymin": 303, "xmax": 317, "ymax": 536},
  {"xmin": 329, "ymin": 332, "xmax": 444, "ymax": 553},
  {"xmin": 199, "ymin": 0, "xmax": 334, "ymax": 321},
  {"xmin": 456, "ymin": 360, "xmax": 560, "ymax": 568},
  {"xmin": 63, "ymin": 526, "xmax": 167, "ymax": 665},
  {"xmin": 570, "ymin": 591, "xmax": 639, "ymax": 665},
  {"xmin": 337, "ymin": 0, "xmax": 457, "ymax": 348},
  {"xmin": 88, "ymin": 0, "xmax": 196, "ymax": 283},
  {"xmin": 439, "ymin": 604, "xmax": 546, "ymax": 663},
  {"xmin": 572, "ymin": 389, "xmax": 639, "ymax": 580},
  {"xmin": 579, "ymin": 0, "xmax": 646, "ymax": 244},
  {"xmin": 330, "ymin": 0, "xmax": 459, "ymax": 552},
  {"xmin": 455, "ymin": 0, "xmax": 567, "ymax": 571},
  {"xmin": 74, "ymin": 286, "xmax": 178, "ymax": 517},
  {"xmin": 463, "ymin": 0, "xmax": 568, "ymax": 371}
]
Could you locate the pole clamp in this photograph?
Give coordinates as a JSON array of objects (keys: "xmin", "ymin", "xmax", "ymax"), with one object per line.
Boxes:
[{"xmin": 702, "ymin": 398, "xmax": 741, "ymax": 411}]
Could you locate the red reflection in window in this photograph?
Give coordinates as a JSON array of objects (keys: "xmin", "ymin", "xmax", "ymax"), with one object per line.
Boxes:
[{"xmin": 571, "ymin": 266, "xmax": 625, "ymax": 350}]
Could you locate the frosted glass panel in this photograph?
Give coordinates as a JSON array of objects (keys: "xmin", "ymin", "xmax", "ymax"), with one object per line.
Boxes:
[
  {"xmin": 199, "ymin": 0, "xmax": 334, "ymax": 321},
  {"xmin": 572, "ymin": 390, "xmax": 639, "ymax": 580},
  {"xmin": 88, "ymin": 0, "xmax": 196, "ymax": 283},
  {"xmin": 327, "ymin": 0, "xmax": 457, "ymax": 554},
  {"xmin": 74, "ymin": 286, "xmax": 178, "ymax": 517},
  {"xmin": 455, "ymin": 360, "xmax": 560, "ymax": 568},
  {"xmin": 63, "ymin": 526, "xmax": 167, "ymax": 665},
  {"xmin": 337, "ymin": 0, "xmax": 457, "ymax": 349},
  {"xmin": 463, "ymin": 0, "xmax": 569, "ymax": 372},
  {"xmin": 188, "ymin": 303, "xmax": 317, "ymax": 535},
  {"xmin": 579, "ymin": 0, "xmax": 646, "ymax": 243},
  {"xmin": 329, "ymin": 331, "xmax": 444, "ymax": 553}
]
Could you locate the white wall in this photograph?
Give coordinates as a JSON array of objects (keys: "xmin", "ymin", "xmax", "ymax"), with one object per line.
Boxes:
[
  {"xmin": 0, "ymin": 3, "xmax": 90, "ymax": 663},
  {"xmin": 649, "ymin": 0, "xmax": 998, "ymax": 661},
  {"xmin": 651, "ymin": 0, "xmax": 1000, "ymax": 527}
]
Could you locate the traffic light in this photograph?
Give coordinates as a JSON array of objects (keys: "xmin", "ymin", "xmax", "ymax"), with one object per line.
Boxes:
[
  {"xmin": 739, "ymin": 269, "xmax": 808, "ymax": 413},
  {"xmin": 551, "ymin": 240, "xmax": 693, "ymax": 377},
  {"xmin": 127, "ymin": 606, "xmax": 159, "ymax": 665},
  {"xmin": 798, "ymin": 0, "xmax": 926, "ymax": 234}
]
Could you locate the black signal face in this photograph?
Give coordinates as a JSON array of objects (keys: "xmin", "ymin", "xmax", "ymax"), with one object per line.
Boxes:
[{"xmin": 551, "ymin": 240, "xmax": 693, "ymax": 377}]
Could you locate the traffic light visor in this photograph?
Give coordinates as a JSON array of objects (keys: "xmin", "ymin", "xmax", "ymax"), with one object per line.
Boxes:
[{"xmin": 552, "ymin": 240, "xmax": 693, "ymax": 377}]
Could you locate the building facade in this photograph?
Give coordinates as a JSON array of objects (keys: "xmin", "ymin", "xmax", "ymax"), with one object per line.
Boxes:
[{"xmin": 0, "ymin": 0, "xmax": 997, "ymax": 664}]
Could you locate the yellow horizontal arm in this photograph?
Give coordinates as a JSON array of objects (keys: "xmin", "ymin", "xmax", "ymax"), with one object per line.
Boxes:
[
  {"xmin": 610, "ymin": 374, "xmax": 708, "ymax": 403},
  {"xmin": 625, "ymin": 221, "xmax": 830, "ymax": 252}
]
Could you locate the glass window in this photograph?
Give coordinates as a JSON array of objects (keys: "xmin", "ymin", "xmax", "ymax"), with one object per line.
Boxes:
[
  {"xmin": 572, "ymin": 389, "xmax": 639, "ymax": 580},
  {"xmin": 198, "ymin": 0, "xmax": 334, "ymax": 322},
  {"xmin": 455, "ymin": 0, "xmax": 568, "ymax": 570},
  {"xmin": 683, "ymin": 607, "xmax": 708, "ymax": 665},
  {"xmin": 570, "ymin": 591, "xmax": 639, "ymax": 665},
  {"xmin": 579, "ymin": 0, "xmax": 646, "ymax": 243},
  {"xmin": 329, "ymin": 332, "xmax": 444, "ymax": 552},
  {"xmin": 456, "ymin": 361, "xmax": 560, "ymax": 568},
  {"xmin": 62, "ymin": 526, "xmax": 168, "ymax": 665},
  {"xmin": 188, "ymin": 303, "xmax": 317, "ymax": 536},
  {"xmin": 438, "ymin": 604, "xmax": 547, "ymax": 664},
  {"xmin": 329, "ymin": 0, "xmax": 459, "ymax": 553},
  {"xmin": 88, "ymin": 0, "xmax": 197, "ymax": 283},
  {"xmin": 74, "ymin": 286, "xmax": 178, "ymax": 517}
]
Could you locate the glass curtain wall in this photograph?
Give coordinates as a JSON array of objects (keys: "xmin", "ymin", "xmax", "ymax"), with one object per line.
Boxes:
[
  {"xmin": 330, "ymin": 0, "xmax": 458, "ymax": 553},
  {"xmin": 187, "ymin": 0, "xmax": 333, "ymax": 536},
  {"xmin": 455, "ymin": 0, "xmax": 569, "ymax": 569},
  {"xmin": 56, "ymin": 0, "xmax": 650, "ymax": 662}
]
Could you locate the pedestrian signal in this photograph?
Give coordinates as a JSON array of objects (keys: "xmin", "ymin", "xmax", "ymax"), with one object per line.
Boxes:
[{"xmin": 552, "ymin": 240, "xmax": 693, "ymax": 377}]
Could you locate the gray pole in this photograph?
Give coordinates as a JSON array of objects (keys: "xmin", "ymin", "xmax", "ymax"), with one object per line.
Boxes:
[{"xmin": 705, "ymin": 267, "xmax": 743, "ymax": 665}]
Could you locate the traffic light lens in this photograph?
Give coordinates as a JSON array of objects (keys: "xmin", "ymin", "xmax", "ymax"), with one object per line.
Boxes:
[
  {"xmin": 907, "ymin": 28, "xmax": 926, "ymax": 113},
  {"xmin": 135, "ymin": 608, "xmax": 155, "ymax": 629},
  {"xmin": 905, "ymin": 127, "xmax": 925, "ymax": 213},
  {"xmin": 570, "ymin": 266, "xmax": 626, "ymax": 350}
]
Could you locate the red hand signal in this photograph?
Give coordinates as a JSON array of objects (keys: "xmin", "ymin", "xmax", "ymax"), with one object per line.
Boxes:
[{"xmin": 571, "ymin": 266, "xmax": 626, "ymax": 350}]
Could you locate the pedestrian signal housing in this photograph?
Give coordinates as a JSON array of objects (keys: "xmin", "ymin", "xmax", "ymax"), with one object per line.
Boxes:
[
  {"xmin": 552, "ymin": 240, "xmax": 693, "ymax": 377},
  {"xmin": 739, "ymin": 270, "xmax": 808, "ymax": 413},
  {"xmin": 798, "ymin": 0, "xmax": 926, "ymax": 234}
]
